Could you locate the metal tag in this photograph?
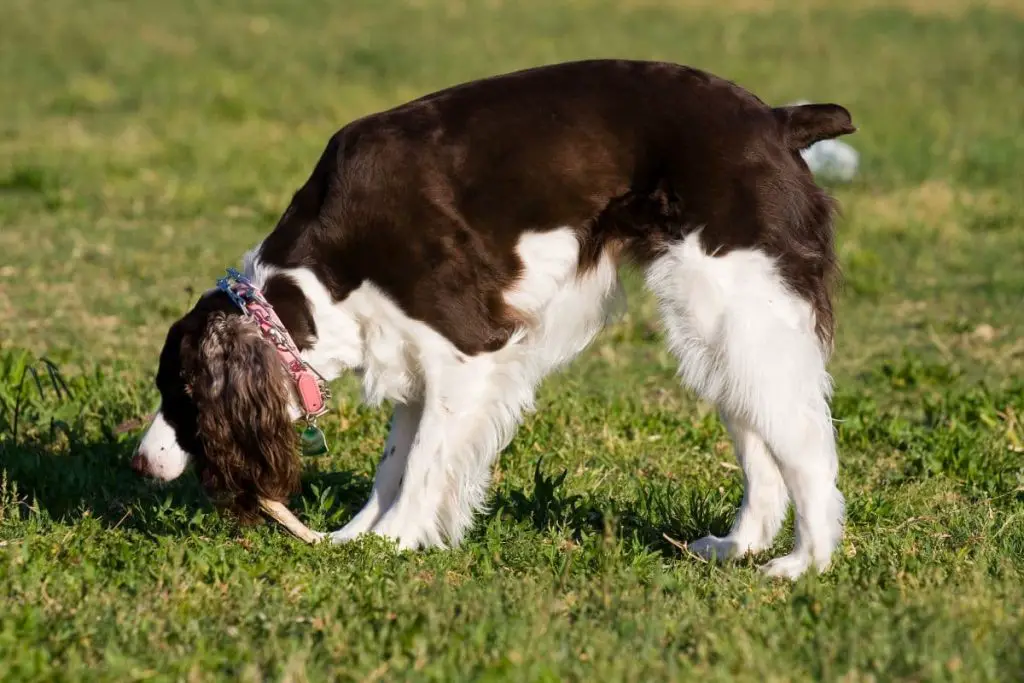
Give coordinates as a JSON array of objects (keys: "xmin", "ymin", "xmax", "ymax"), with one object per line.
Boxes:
[{"xmin": 300, "ymin": 423, "xmax": 328, "ymax": 456}]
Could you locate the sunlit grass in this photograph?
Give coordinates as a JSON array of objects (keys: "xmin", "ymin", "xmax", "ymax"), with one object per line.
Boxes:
[{"xmin": 1, "ymin": 0, "xmax": 1022, "ymax": 680}]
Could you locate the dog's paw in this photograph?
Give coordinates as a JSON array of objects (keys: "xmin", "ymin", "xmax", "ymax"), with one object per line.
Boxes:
[
  {"xmin": 328, "ymin": 515, "xmax": 378, "ymax": 545},
  {"xmin": 328, "ymin": 528, "xmax": 364, "ymax": 545},
  {"xmin": 759, "ymin": 552, "xmax": 817, "ymax": 580},
  {"xmin": 368, "ymin": 517, "xmax": 430, "ymax": 551},
  {"xmin": 328, "ymin": 526, "xmax": 416, "ymax": 550},
  {"xmin": 689, "ymin": 534, "xmax": 758, "ymax": 562}
]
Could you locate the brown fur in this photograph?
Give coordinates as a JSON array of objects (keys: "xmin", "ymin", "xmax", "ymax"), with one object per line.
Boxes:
[{"xmin": 191, "ymin": 314, "xmax": 301, "ymax": 517}]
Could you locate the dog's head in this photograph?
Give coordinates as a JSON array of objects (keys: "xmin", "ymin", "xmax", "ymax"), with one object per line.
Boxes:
[{"xmin": 133, "ymin": 291, "xmax": 302, "ymax": 515}]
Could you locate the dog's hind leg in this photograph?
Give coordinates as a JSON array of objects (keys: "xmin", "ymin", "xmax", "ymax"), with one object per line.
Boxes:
[
  {"xmin": 329, "ymin": 401, "xmax": 422, "ymax": 543},
  {"xmin": 689, "ymin": 413, "xmax": 789, "ymax": 561},
  {"xmin": 753, "ymin": 395, "xmax": 843, "ymax": 579},
  {"xmin": 646, "ymin": 233, "xmax": 843, "ymax": 578}
]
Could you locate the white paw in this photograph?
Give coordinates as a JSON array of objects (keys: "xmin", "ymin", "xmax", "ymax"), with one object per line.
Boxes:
[
  {"xmin": 328, "ymin": 527, "xmax": 366, "ymax": 545},
  {"xmin": 689, "ymin": 534, "xmax": 756, "ymax": 562},
  {"xmin": 328, "ymin": 525, "xmax": 418, "ymax": 550},
  {"xmin": 328, "ymin": 512, "xmax": 379, "ymax": 545},
  {"xmin": 368, "ymin": 517, "xmax": 425, "ymax": 551},
  {"xmin": 759, "ymin": 552, "xmax": 816, "ymax": 579}
]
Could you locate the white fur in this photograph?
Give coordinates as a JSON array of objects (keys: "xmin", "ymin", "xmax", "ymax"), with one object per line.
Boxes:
[
  {"xmin": 645, "ymin": 231, "xmax": 843, "ymax": 577},
  {"xmin": 329, "ymin": 401, "xmax": 422, "ymax": 542},
  {"xmin": 135, "ymin": 407, "xmax": 192, "ymax": 481}
]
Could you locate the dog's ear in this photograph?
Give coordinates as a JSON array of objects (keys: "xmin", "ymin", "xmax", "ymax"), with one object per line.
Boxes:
[{"xmin": 192, "ymin": 313, "xmax": 301, "ymax": 518}]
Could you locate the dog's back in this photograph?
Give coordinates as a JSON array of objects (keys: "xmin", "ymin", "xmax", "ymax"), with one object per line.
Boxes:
[{"xmin": 258, "ymin": 59, "xmax": 853, "ymax": 355}]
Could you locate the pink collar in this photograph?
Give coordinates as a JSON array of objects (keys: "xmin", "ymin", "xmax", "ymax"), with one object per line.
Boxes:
[{"xmin": 217, "ymin": 268, "xmax": 330, "ymax": 420}]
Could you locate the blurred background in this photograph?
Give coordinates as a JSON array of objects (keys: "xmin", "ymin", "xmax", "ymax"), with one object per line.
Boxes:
[{"xmin": 1, "ymin": 0, "xmax": 1021, "ymax": 379}]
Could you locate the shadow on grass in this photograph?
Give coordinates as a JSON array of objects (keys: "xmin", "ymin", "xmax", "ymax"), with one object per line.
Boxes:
[
  {"xmin": 1, "ymin": 433, "xmax": 203, "ymax": 537},
  {"xmin": 0, "ymin": 431, "xmax": 376, "ymax": 540},
  {"xmin": 2, "ymin": 427, "xmax": 732, "ymax": 553},
  {"xmin": 485, "ymin": 457, "xmax": 737, "ymax": 558}
]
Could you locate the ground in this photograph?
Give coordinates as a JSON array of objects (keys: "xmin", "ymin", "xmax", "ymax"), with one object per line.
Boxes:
[{"xmin": 1, "ymin": 0, "xmax": 1023, "ymax": 681}]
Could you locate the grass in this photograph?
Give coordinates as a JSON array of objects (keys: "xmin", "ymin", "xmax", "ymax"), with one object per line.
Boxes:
[{"xmin": 1, "ymin": 0, "xmax": 1023, "ymax": 680}]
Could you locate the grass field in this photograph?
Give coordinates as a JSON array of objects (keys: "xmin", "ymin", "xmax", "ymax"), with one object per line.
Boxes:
[{"xmin": 2, "ymin": 0, "xmax": 1023, "ymax": 680}]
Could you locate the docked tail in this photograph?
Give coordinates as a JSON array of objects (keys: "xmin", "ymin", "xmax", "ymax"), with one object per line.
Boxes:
[{"xmin": 772, "ymin": 103, "xmax": 855, "ymax": 150}]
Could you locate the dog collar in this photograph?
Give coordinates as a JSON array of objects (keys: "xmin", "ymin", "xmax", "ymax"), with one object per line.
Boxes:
[{"xmin": 216, "ymin": 268, "xmax": 331, "ymax": 421}]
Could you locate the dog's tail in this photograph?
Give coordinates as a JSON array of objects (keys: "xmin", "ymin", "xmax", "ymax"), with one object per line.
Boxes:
[{"xmin": 772, "ymin": 103, "xmax": 856, "ymax": 150}]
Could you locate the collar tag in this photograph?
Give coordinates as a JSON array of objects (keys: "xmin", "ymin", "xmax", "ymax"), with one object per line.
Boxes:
[{"xmin": 300, "ymin": 422, "xmax": 329, "ymax": 457}]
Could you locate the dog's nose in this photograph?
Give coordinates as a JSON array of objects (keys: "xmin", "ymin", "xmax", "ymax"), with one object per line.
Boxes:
[{"xmin": 131, "ymin": 452, "xmax": 149, "ymax": 476}]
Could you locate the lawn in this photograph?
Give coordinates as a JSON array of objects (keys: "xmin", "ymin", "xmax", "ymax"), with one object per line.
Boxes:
[{"xmin": 1, "ymin": 0, "xmax": 1023, "ymax": 680}]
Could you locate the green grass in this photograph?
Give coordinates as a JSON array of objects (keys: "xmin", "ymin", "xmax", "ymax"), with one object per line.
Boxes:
[{"xmin": 2, "ymin": 0, "xmax": 1023, "ymax": 680}]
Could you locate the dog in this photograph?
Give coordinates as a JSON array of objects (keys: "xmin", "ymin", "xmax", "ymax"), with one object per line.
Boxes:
[{"xmin": 132, "ymin": 59, "xmax": 854, "ymax": 578}]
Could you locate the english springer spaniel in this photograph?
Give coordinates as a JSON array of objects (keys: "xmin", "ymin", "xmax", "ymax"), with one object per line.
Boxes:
[{"xmin": 132, "ymin": 59, "xmax": 855, "ymax": 578}]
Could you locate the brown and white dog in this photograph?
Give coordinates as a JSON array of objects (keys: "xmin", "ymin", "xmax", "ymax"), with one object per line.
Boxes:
[{"xmin": 133, "ymin": 59, "xmax": 854, "ymax": 578}]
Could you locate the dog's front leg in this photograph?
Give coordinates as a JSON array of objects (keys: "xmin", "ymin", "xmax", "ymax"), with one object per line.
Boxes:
[
  {"xmin": 329, "ymin": 401, "xmax": 423, "ymax": 543},
  {"xmin": 363, "ymin": 399, "xmax": 450, "ymax": 550},
  {"xmin": 334, "ymin": 353, "xmax": 534, "ymax": 550},
  {"xmin": 368, "ymin": 392, "xmax": 529, "ymax": 549}
]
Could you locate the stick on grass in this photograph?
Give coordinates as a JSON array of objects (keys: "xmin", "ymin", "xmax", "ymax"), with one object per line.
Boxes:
[{"xmin": 257, "ymin": 498, "xmax": 325, "ymax": 544}]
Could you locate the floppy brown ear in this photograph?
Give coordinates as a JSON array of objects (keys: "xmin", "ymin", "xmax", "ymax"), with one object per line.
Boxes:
[{"xmin": 192, "ymin": 313, "xmax": 301, "ymax": 519}]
